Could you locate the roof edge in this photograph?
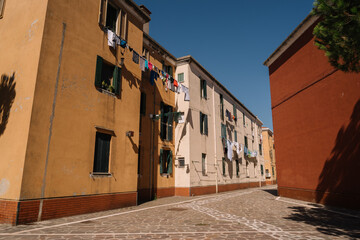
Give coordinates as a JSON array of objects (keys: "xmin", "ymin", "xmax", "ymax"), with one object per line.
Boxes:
[{"xmin": 143, "ymin": 33, "xmax": 177, "ymax": 61}]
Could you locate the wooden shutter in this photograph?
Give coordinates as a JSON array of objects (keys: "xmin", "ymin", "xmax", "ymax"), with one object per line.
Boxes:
[
  {"xmin": 168, "ymin": 66, "xmax": 173, "ymax": 77},
  {"xmin": 220, "ymin": 94, "xmax": 224, "ymax": 120},
  {"xmin": 160, "ymin": 102, "xmax": 165, "ymax": 140},
  {"xmin": 244, "ymin": 136, "xmax": 248, "ymax": 148},
  {"xmin": 222, "ymin": 157, "xmax": 226, "ymax": 176},
  {"xmin": 159, "ymin": 149, "xmax": 163, "ymax": 174},
  {"xmin": 203, "ymin": 80, "xmax": 207, "ymax": 99},
  {"xmin": 234, "ymin": 131, "xmax": 237, "ymax": 142},
  {"xmin": 204, "ymin": 114, "xmax": 208, "ymax": 135},
  {"xmin": 233, "ymin": 104, "xmax": 237, "ymax": 119},
  {"xmin": 236, "ymin": 159, "xmax": 239, "ymax": 176},
  {"xmin": 95, "ymin": 56, "xmax": 103, "ymax": 88},
  {"xmin": 167, "ymin": 150, "xmax": 173, "ymax": 174},
  {"xmin": 113, "ymin": 66, "xmax": 121, "ymax": 96},
  {"xmin": 98, "ymin": 0, "xmax": 105, "ymax": 25},
  {"xmin": 167, "ymin": 106, "xmax": 173, "ymax": 141},
  {"xmin": 200, "ymin": 112, "xmax": 203, "ymax": 134},
  {"xmin": 221, "ymin": 124, "xmax": 226, "ymax": 139}
]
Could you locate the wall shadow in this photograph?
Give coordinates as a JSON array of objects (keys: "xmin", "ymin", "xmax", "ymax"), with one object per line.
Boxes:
[
  {"xmin": 0, "ymin": 73, "xmax": 16, "ymax": 136},
  {"xmin": 284, "ymin": 206, "xmax": 360, "ymax": 239},
  {"xmin": 315, "ymin": 99, "xmax": 360, "ymax": 208}
]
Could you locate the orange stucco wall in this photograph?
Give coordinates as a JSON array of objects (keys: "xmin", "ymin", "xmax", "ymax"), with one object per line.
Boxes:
[
  {"xmin": 268, "ymin": 23, "xmax": 360, "ymax": 208},
  {"xmin": 20, "ymin": 0, "xmax": 144, "ymax": 200},
  {"xmin": 0, "ymin": 0, "xmax": 48, "ymax": 200}
]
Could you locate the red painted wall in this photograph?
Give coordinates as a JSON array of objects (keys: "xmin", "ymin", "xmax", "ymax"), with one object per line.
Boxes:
[{"xmin": 268, "ymin": 23, "xmax": 360, "ymax": 208}]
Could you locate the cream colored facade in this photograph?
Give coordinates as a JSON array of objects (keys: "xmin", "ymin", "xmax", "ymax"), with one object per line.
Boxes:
[
  {"xmin": 175, "ymin": 56, "xmax": 265, "ymax": 195},
  {"xmin": 262, "ymin": 127, "xmax": 277, "ymax": 183}
]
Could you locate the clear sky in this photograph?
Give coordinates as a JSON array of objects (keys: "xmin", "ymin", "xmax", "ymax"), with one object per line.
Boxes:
[{"xmin": 134, "ymin": 0, "xmax": 315, "ymax": 130}]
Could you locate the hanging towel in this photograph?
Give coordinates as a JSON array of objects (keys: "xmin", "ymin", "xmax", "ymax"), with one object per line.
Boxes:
[
  {"xmin": 227, "ymin": 139, "xmax": 233, "ymax": 161},
  {"xmin": 150, "ymin": 70, "xmax": 158, "ymax": 86},
  {"xmin": 107, "ymin": 29, "xmax": 116, "ymax": 48},
  {"xmin": 148, "ymin": 62, "xmax": 153, "ymax": 70},
  {"xmin": 174, "ymin": 80, "xmax": 178, "ymax": 87},
  {"xmin": 181, "ymin": 84, "xmax": 190, "ymax": 101},
  {"xmin": 139, "ymin": 57, "xmax": 145, "ymax": 72},
  {"xmin": 132, "ymin": 51, "xmax": 139, "ymax": 64},
  {"xmin": 177, "ymin": 84, "xmax": 182, "ymax": 94},
  {"xmin": 145, "ymin": 59, "xmax": 148, "ymax": 69}
]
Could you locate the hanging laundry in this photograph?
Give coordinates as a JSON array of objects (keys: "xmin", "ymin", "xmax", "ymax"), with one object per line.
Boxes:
[
  {"xmin": 222, "ymin": 137, "xmax": 227, "ymax": 155},
  {"xmin": 170, "ymin": 81, "xmax": 175, "ymax": 92},
  {"xmin": 181, "ymin": 84, "xmax": 190, "ymax": 101},
  {"xmin": 150, "ymin": 70, "xmax": 158, "ymax": 86},
  {"xmin": 177, "ymin": 84, "xmax": 181, "ymax": 94},
  {"xmin": 227, "ymin": 139, "xmax": 233, "ymax": 160},
  {"xmin": 139, "ymin": 57, "xmax": 145, "ymax": 72},
  {"xmin": 107, "ymin": 29, "xmax": 116, "ymax": 48},
  {"xmin": 132, "ymin": 51, "xmax": 139, "ymax": 64},
  {"xmin": 145, "ymin": 59, "xmax": 148, "ymax": 69},
  {"xmin": 120, "ymin": 39, "xmax": 127, "ymax": 48},
  {"xmin": 148, "ymin": 62, "xmax": 153, "ymax": 70},
  {"xmin": 129, "ymin": 46, "xmax": 133, "ymax": 52},
  {"xmin": 174, "ymin": 80, "xmax": 178, "ymax": 87}
]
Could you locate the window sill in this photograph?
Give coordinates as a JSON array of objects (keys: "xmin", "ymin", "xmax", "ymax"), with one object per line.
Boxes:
[{"xmin": 90, "ymin": 172, "xmax": 112, "ymax": 178}]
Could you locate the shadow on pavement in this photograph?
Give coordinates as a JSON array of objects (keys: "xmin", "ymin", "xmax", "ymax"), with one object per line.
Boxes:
[
  {"xmin": 285, "ymin": 206, "xmax": 360, "ymax": 239},
  {"xmin": 262, "ymin": 188, "xmax": 278, "ymax": 197}
]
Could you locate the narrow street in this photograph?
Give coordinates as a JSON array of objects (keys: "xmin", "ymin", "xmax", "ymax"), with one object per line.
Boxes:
[{"xmin": 0, "ymin": 185, "xmax": 359, "ymax": 239}]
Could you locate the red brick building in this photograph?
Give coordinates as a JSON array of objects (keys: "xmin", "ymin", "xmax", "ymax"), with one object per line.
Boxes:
[{"xmin": 264, "ymin": 15, "xmax": 360, "ymax": 209}]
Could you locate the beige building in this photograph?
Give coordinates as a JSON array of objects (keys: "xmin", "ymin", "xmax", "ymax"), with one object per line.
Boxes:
[
  {"xmin": 175, "ymin": 56, "xmax": 265, "ymax": 196},
  {"xmin": 262, "ymin": 127, "xmax": 277, "ymax": 184}
]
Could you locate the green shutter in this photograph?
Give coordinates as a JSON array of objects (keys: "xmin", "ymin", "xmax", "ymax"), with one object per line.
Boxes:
[
  {"xmin": 95, "ymin": 55, "xmax": 103, "ymax": 88},
  {"xmin": 168, "ymin": 150, "xmax": 173, "ymax": 174},
  {"xmin": 222, "ymin": 157, "xmax": 226, "ymax": 176},
  {"xmin": 203, "ymin": 80, "xmax": 207, "ymax": 99},
  {"xmin": 113, "ymin": 66, "xmax": 121, "ymax": 95},
  {"xmin": 200, "ymin": 112, "xmax": 203, "ymax": 134},
  {"xmin": 167, "ymin": 107, "xmax": 173, "ymax": 141},
  {"xmin": 159, "ymin": 149, "xmax": 163, "ymax": 174},
  {"xmin": 221, "ymin": 124, "xmax": 226, "ymax": 139},
  {"xmin": 244, "ymin": 136, "xmax": 248, "ymax": 148},
  {"xmin": 178, "ymin": 73, "xmax": 184, "ymax": 83},
  {"xmin": 168, "ymin": 66, "xmax": 173, "ymax": 77},
  {"xmin": 233, "ymin": 104, "xmax": 237, "ymax": 119},
  {"xmin": 220, "ymin": 95, "xmax": 224, "ymax": 120},
  {"xmin": 204, "ymin": 114, "xmax": 208, "ymax": 135},
  {"xmin": 234, "ymin": 131, "xmax": 237, "ymax": 142}
]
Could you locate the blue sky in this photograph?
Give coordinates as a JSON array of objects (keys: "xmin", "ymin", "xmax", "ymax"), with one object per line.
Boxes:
[{"xmin": 135, "ymin": 0, "xmax": 315, "ymax": 129}]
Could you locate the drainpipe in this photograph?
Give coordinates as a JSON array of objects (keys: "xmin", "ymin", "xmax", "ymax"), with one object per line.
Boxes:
[{"xmin": 212, "ymin": 78, "xmax": 218, "ymax": 194}]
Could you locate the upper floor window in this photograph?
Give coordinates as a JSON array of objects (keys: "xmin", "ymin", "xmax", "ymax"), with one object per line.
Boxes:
[
  {"xmin": 160, "ymin": 102, "xmax": 173, "ymax": 141},
  {"xmin": 244, "ymin": 136, "xmax": 248, "ymax": 148},
  {"xmin": 259, "ymin": 143, "xmax": 262, "ymax": 155},
  {"xmin": 200, "ymin": 79, "xmax": 207, "ymax": 99},
  {"xmin": 178, "ymin": 73, "xmax": 184, "ymax": 83},
  {"xmin": 94, "ymin": 56, "xmax": 122, "ymax": 95},
  {"xmin": 159, "ymin": 149, "xmax": 173, "ymax": 175},
  {"xmin": 99, "ymin": 0, "xmax": 127, "ymax": 39},
  {"xmin": 0, "ymin": 0, "xmax": 5, "ymax": 19},
  {"xmin": 93, "ymin": 132, "xmax": 112, "ymax": 173},
  {"xmin": 163, "ymin": 64, "xmax": 173, "ymax": 77},
  {"xmin": 220, "ymin": 94, "xmax": 224, "ymax": 121},
  {"xmin": 243, "ymin": 113, "xmax": 246, "ymax": 126},
  {"xmin": 233, "ymin": 104, "xmax": 237, "ymax": 122},
  {"xmin": 200, "ymin": 112, "xmax": 208, "ymax": 135}
]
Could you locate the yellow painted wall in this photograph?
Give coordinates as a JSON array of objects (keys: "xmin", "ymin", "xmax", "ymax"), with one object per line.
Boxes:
[
  {"xmin": 20, "ymin": 0, "xmax": 144, "ymax": 199},
  {"xmin": 138, "ymin": 43, "xmax": 175, "ymax": 192},
  {"xmin": 262, "ymin": 129, "xmax": 276, "ymax": 181},
  {"xmin": 0, "ymin": 0, "xmax": 48, "ymax": 200}
]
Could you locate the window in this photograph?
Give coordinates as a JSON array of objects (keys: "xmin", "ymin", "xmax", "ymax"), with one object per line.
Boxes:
[
  {"xmin": 244, "ymin": 136, "xmax": 248, "ymax": 148},
  {"xmin": 0, "ymin": 0, "xmax": 5, "ymax": 19},
  {"xmin": 200, "ymin": 79, "xmax": 207, "ymax": 99},
  {"xmin": 260, "ymin": 164, "xmax": 264, "ymax": 176},
  {"xmin": 99, "ymin": 0, "xmax": 127, "ymax": 39},
  {"xmin": 272, "ymin": 166, "xmax": 275, "ymax": 176},
  {"xmin": 220, "ymin": 94, "xmax": 224, "ymax": 121},
  {"xmin": 160, "ymin": 102, "xmax": 173, "ymax": 141},
  {"xmin": 202, "ymin": 154, "xmax": 206, "ymax": 175},
  {"xmin": 94, "ymin": 56, "xmax": 121, "ymax": 95},
  {"xmin": 163, "ymin": 64, "xmax": 173, "ymax": 77},
  {"xmin": 233, "ymin": 104, "xmax": 237, "ymax": 122},
  {"xmin": 259, "ymin": 143, "xmax": 262, "ymax": 156},
  {"xmin": 222, "ymin": 157, "xmax": 226, "ymax": 176},
  {"xmin": 140, "ymin": 92, "xmax": 146, "ymax": 115},
  {"xmin": 234, "ymin": 130, "xmax": 237, "ymax": 142},
  {"xmin": 221, "ymin": 123, "xmax": 226, "ymax": 139},
  {"xmin": 200, "ymin": 112, "xmax": 208, "ymax": 135},
  {"xmin": 159, "ymin": 149, "xmax": 173, "ymax": 175},
  {"xmin": 93, "ymin": 132, "xmax": 111, "ymax": 173},
  {"xmin": 236, "ymin": 159, "xmax": 240, "ymax": 177},
  {"xmin": 178, "ymin": 73, "xmax": 184, "ymax": 83},
  {"xmin": 243, "ymin": 113, "xmax": 246, "ymax": 126}
]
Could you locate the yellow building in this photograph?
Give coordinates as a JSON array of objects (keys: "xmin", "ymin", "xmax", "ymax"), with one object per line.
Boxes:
[
  {"xmin": 0, "ymin": 0, "xmax": 166, "ymax": 225},
  {"xmin": 262, "ymin": 127, "xmax": 277, "ymax": 184}
]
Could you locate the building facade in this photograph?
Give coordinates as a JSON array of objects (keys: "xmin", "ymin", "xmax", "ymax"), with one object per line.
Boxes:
[
  {"xmin": 175, "ymin": 56, "xmax": 265, "ymax": 196},
  {"xmin": 262, "ymin": 127, "xmax": 276, "ymax": 184},
  {"xmin": 264, "ymin": 15, "xmax": 360, "ymax": 209},
  {"xmin": 0, "ymin": 0, "xmax": 152, "ymax": 224}
]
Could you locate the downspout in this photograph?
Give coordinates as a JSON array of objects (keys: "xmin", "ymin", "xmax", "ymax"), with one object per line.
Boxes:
[{"xmin": 212, "ymin": 80, "xmax": 218, "ymax": 193}]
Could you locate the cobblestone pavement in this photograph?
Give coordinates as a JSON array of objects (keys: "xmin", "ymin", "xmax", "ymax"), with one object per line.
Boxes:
[{"xmin": 1, "ymin": 185, "xmax": 359, "ymax": 239}]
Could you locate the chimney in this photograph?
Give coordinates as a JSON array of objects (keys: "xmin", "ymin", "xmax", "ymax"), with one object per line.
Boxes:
[{"xmin": 140, "ymin": 5, "xmax": 151, "ymax": 34}]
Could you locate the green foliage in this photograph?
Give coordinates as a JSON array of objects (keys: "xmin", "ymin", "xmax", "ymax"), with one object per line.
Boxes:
[{"xmin": 312, "ymin": 0, "xmax": 360, "ymax": 72}]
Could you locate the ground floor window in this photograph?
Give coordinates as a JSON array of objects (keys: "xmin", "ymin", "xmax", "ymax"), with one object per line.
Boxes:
[
  {"xmin": 93, "ymin": 132, "xmax": 111, "ymax": 173},
  {"xmin": 202, "ymin": 153, "xmax": 207, "ymax": 175},
  {"xmin": 236, "ymin": 159, "xmax": 240, "ymax": 177},
  {"xmin": 160, "ymin": 149, "xmax": 173, "ymax": 175},
  {"xmin": 222, "ymin": 157, "xmax": 226, "ymax": 176}
]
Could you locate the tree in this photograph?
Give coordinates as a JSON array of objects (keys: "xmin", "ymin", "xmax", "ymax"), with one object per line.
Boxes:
[{"xmin": 312, "ymin": 0, "xmax": 360, "ymax": 72}]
